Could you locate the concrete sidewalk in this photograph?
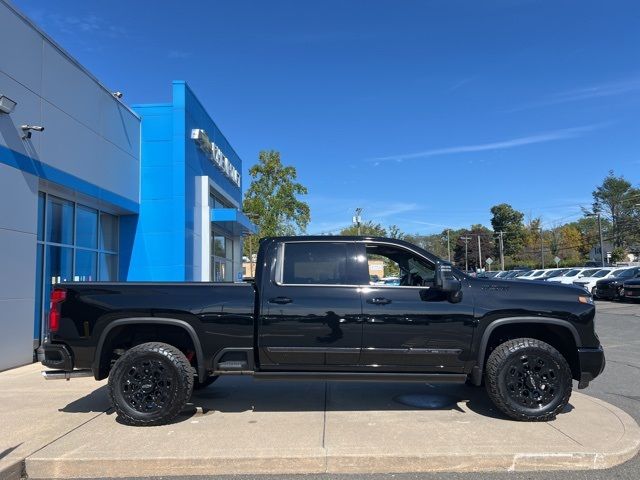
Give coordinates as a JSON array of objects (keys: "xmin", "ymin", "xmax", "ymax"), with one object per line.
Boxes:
[{"xmin": 1, "ymin": 364, "xmax": 639, "ymax": 479}]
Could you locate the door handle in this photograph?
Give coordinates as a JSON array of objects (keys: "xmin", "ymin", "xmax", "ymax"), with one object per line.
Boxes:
[
  {"xmin": 268, "ymin": 296, "xmax": 292, "ymax": 305},
  {"xmin": 367, "ymin": 297, "xmax": 391, "ymax": 305}
]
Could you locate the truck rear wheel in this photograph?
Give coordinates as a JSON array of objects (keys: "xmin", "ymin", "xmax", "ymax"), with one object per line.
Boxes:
[
  {"xmin": 108, "ymin": 342, "xmax": 194, "ymax": 426},
  {"xmin": 485, "ymin": 338, "xmax": 572, "ymax": 421}
]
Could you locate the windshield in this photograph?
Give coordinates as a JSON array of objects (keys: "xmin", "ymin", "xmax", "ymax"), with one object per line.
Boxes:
[
  {"xmin": 582, "ymin": 269, "xmax": 600, "ymax": 277},
  {"xmin": 617, "ymin": 268, "xmax": 638, "ymax": 279},
  {"xmin": 546, "ymin": 269, "xmax": 567, "ymax": 278},
  {"xmin": 610, "ymin": 269, "xmax": 627, "ymax": 277},
  {"xmin": 564, "ymin": 269, "xmax": 581, "ymax": 277},
  {"xmin": 592, "ymin": 269, "xmax": 611, "ymax": 278}
]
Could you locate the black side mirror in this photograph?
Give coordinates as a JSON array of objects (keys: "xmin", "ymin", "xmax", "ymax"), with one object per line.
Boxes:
[{"xmin": 435, "ymin": 263, "xmax": 462, "ymax": 302}]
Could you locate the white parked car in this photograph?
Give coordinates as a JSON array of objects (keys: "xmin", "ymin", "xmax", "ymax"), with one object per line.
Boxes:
[
  {"xmin": 519, "ymin": 269, "xmax": 549, "ymax": 280},
  {"xmin": 546, "ymin": 267, "xmax": 601, "ymax": 285},
  {"xmin": 573, "ymin": 267, "xmax": 631, "ymax": 295}
]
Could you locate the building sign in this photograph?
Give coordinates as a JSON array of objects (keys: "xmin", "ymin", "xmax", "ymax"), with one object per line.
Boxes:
[{"xmin": 191, "ymin": 129, "xmax": 241, "ymax": 187}]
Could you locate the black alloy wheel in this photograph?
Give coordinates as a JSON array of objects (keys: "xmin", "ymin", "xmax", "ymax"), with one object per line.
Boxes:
[
  {"xmin": 485, "ymin": 338, "xmax": 572, "ymax": 421},
  {"xmin": 108, "ymin": 342, "xmax": 194, "ymax": 426}
]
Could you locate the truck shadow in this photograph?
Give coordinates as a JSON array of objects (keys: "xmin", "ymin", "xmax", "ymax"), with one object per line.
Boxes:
[
  {"xmin": 182, "ymin": 377, "xmax": 574, "ymax": 422},
  {"xmin": 59, "ymin": 378, "xmax": 574, "ymax": 424}
]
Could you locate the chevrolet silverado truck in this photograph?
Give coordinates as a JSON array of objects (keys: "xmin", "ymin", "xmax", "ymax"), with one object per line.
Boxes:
[{"xmin": 41, "ymin": 236, "xmax": 605, "ymax": 426}]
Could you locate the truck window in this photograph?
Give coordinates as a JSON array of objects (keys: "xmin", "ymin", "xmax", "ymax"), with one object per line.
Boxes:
[
  {"xmin": 281, "ymin": 242, "xmax": 350, "ymax": 285},
  {"xmin": 365, "ymin": 243, "xmax": 435, "ymax": 287}
]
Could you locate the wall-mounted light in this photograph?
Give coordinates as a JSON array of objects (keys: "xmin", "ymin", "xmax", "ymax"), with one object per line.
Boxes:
[
  {"xmin": 112, "ymin": 91, "xmax": 123, "ymax": 99},
  {"xmin": 0, "ymin": 94, "xmax": 17, "ymax": 114},
  {"xmin": 21, "ymin": 124, "xmax": 45, "ymax": 140}
]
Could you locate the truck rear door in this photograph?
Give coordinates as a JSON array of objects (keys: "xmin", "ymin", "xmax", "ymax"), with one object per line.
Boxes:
[{"xmin": 258, "ymin": 240, "xmax": 363, "ymax": 369}]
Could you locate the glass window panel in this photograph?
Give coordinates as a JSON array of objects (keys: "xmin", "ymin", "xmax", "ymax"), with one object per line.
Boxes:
[
  {"xmin": 225, "ymin": 260, "xmax": 233, "ymax": 282},
  {"xmin": 212, "ymin": 259, "xmax": 225, "ymax": 282},
  {"xmin": 75, "ymin": 250, "xmax": 97, "ymax": 281},
  {"xmin": 37, "ymin": 192, "xmax": 45, "ymax": 241},
  {"xmin": 225, "ymin": 237, "xmax": 233, "ymax": 260},
  {"xmin": 99, "ymin": 253, "xmax": 118, "ymax": 281},
  {"xmin": 46, "ymin": 196, "xmax": 74, "ymax": 245},
  {"xmin": 99, "ymin": 213, "xmax": 118, "ymax": 252},
  {"xmin": 76, "ymin": 205, "xmax": 98, "ymax": 249},
  {"xmin": 213, "ymin": 235, "xmax": 226, "ymax": 257},
  {"xmin": 283, "ymin": 242, "xmax": 348, "ymax": 285}
]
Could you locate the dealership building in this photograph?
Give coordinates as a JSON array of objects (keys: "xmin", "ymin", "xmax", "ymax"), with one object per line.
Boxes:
[{"xmin": 0, "ymin": 0, "xmax": 255, "ymax": 370}]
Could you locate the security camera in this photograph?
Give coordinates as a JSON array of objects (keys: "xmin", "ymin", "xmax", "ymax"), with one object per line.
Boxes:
[
  {"xmin": 21, "ymin": 124, "xmax": 45, "ymax": 140},
  {"xmin": 112, "ymin": 91, "xmax": 123, "ymax": 98}
]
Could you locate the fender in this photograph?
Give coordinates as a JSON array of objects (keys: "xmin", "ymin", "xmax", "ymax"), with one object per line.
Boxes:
[
  {"xmin": 470, "ymin": 316, "xmax": 582, "ymax": 386},
  {"xmin": 92, "ymin": 317, "xmax": 206, "ymax": 380}
]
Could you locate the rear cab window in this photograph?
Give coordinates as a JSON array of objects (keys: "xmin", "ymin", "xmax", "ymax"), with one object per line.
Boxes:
[{"xmin": 278, "ymin": 241, "xmax": 363, "ymax": 285}]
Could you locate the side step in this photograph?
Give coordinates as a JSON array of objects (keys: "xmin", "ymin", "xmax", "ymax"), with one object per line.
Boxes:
[
  {"xmin": 252, "ymin": 372, "xmax": 468, "ymax": 383},
  {"xmin": 215, "ymin": 360, "xmax": 252, "ymax": 374},
  {"xmin": 42, "ymin": 369, "xmax": 93, "ymax": 380}
]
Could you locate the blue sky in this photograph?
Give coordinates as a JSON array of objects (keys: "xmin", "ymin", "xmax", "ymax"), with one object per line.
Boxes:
[{"xmin": 16, "ymin": 0, "xmax": 640, "ymax": 235}]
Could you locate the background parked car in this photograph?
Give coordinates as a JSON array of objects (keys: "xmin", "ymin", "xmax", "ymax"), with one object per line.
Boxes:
[
  {"xmin": 623, "ymin": 278, "xmax": 640, "ymax": 301},
  {"xmin": 546, "ymin": 267, "xmax": 601, "ymax": 285},
  {"xmin": 574, "ymin": 267, "xmax": 630, "ymax": 296},
  {"xmin": 595, "ymin": 267, "xmax": 640, "ymax": 300}
]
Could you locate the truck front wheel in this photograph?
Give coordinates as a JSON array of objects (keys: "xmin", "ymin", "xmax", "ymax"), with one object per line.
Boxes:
[
  {"xmin": 485, "ymin": 338, "xmax": 572, "ymax": 421},
  {"xmin": 108, "ymin": 342, "xmax": 194, "ymax": 426}
]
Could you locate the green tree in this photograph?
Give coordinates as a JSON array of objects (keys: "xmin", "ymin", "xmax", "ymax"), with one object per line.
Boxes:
[
  {"xmin": 387, "ymin": 224, "xmax": 405, "ymax": 239},
  {"xmin": 340, "ymin": 221, "xmax": 387, "ymax": 236},
  {"xmin": 592, "ymin": 171, "xmax": 640, "ymax": 248},
  {"xmin": 243, "ymin": 150, "xmax": 310, "ymax": 256},
  {"xmin": 490, "ymin": 204, "xmax": 526, "ymax": 257}
]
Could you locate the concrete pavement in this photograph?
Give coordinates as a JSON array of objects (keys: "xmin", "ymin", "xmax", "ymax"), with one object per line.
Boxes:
[{"xmin": 0, "ymin": 362, "xmax": 638, "ymax": 479}]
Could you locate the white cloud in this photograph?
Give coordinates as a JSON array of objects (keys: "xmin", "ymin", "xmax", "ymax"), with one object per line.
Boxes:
[
  {"xmin": 505, "ymin": 76, "xmax": 640, "ymax": 112},
  {"xmin": 369, "ymin": 123, "xmax": 607, "ymax": 163}
]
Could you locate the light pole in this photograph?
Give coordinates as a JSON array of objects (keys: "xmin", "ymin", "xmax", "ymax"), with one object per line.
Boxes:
[
  {"xmin": 477, "ymin": 234, "xmax": 482, "ymax": 270},
  {"xmin": 353, "ymin": 208, "xmax": 363, "ymax": 236},
  {"xmin": 460, "ymin": 236, "xmax": 471, "ymax": 272},
  {"xmin": 586, "ymin": 207, "xmax": 605, "ymax": 267},
  {"xmin": 446, "ymin": 229, "xmax": 451, "ymax": 262},
  {"xmin": 498, "ymin": 231, "xmax": 505, "ymax": 271}
]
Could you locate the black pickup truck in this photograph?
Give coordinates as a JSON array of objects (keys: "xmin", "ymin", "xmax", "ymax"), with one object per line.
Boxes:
[{"xmin": 41, "ymin": 236, "xmax": 605, "ymax": 426}]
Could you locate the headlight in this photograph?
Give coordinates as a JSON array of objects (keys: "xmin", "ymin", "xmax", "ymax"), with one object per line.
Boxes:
[{"xmin": 578, "ymin": 295, "xmax": 593, "ymax": 305}]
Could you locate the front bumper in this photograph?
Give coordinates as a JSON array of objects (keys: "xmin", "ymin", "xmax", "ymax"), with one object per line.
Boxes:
[{"xmin": 577, "ymin": 346, "xmax": 606, "ymax": 389}]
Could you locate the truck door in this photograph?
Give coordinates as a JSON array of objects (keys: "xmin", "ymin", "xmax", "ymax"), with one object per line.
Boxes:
[
  {"xmin": 357, "ymin": 241, "xmax": 475, "ymax": 372},
  {"xmin": 258, "ymin": 241, "xmax": 363, "ymax": 369}
]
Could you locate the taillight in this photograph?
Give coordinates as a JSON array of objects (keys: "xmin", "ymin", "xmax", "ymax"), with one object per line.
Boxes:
[{"xmin": 49, "ymin": 288, "xmax": 66, "ymax": 333}]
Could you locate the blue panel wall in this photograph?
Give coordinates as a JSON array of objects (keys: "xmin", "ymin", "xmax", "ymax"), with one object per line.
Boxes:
[
  {"xmin": 179, "ymin": 81, "xmax": 243, "ymax": 280},
  {"xmin": 126, "ymin": 103, "xmax": 186, "ymax": 280},
  {"xmin": 127, "ymin": 82, "xmax": 245, "ymax": 281}
]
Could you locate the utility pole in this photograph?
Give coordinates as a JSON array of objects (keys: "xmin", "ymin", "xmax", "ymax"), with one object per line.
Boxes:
[
  {"xmin": 477, "ymin": 234, "xmax": 482, "ymax": 270},
  {"xmin": 597, "ymin": 211, "xmax": 605, "ymax": 267},
  {"xmin": 460, "ymin": 236, "xmax": 471, "ymax": 272},
  {"xmin": 540, "ymin": 227, "xmax": 545, "ymax": 269},
  {"xmin": 353, "ymin": 208, "xmax": 363, "ymax": 236},
  {"xmin": 446, "ymin": 229, "xmax": 451, "ymax": 262},
  {"xmin": 498, "ymin": 231, "xmax": 505, "ymax": 271},
  {"xmin": 586, "ymin": 207, "xmax": 605, "ymax": 267}
]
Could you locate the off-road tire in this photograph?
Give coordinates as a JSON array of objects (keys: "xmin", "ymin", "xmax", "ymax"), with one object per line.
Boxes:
[
  {"xmin": 485, "ymin": 338, "xmax": 572, "ymax": 421},
  {"xmin": 193, "ymin": 375, "xmax": 219, "ymax": 390},
  {"xmin": 108, "ymin": 342, "xmax": 194, "ymax": 426}
]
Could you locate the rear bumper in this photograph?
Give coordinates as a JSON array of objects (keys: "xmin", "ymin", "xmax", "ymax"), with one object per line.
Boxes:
[
  {"xmin": 577, "ymin": 346, "xmax": 606, "ymax": 389},
  {"xmin": 41, "ymin": 342, "xmax": 73, "ymax": 371}
]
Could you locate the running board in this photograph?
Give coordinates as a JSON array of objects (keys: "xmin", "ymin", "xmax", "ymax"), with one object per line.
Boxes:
[
  {"xmin": 252, "ymin": 372, "xmax": 467, "ymax": 383},
  {"xmin": 42, "ymin": 369, "xmax": 93, "ymax": 380}
]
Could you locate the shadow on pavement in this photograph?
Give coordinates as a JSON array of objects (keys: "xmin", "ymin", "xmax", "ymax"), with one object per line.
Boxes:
[
  {"xmin": 58, "ymin": 378, "xmax": 575, "ymax": 425},
  {"xmin": 0, "ymin": 443, "xmax": 22, "ymax": 460},
  {"xmin": 58, "ymin": 385, "xmax": 113, "ymax": 415}
]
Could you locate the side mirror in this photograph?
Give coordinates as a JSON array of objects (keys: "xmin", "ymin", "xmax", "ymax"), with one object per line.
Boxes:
[{"xmin": 435, "ymin": 263, "xmax": 461, "ymax": 295}]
